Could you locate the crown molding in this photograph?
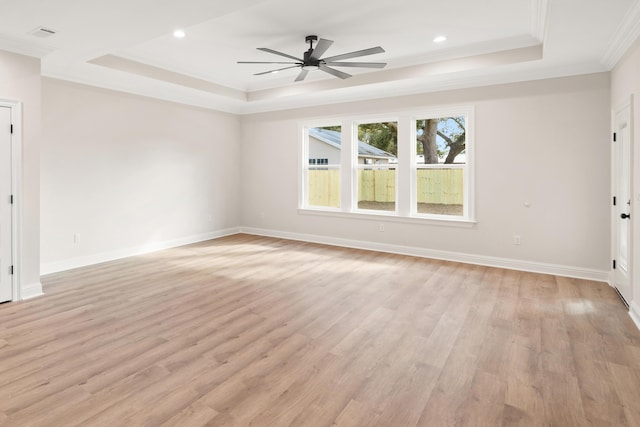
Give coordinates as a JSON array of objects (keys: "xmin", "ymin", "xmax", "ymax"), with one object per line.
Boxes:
[
  {"xmin": 601, "ymin": 0, "xmax": 640, "ymax": 69},
  {"xmin": 0, "ymin": 34, "xmax": 54, "ymax": 58},
  {"xmin": 529, "ymin": 0, "xmax": 549, "ymax": 42},
  {"xmin": 89, "ymin": 54, "xmax": 247, "ymax": 101}
]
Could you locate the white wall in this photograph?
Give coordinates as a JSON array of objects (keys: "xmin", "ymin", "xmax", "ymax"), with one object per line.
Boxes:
[
  {"xmin": 240, "ymin": 73, "xmax": 611, "ymax": 278},
  {"xmin": 309, "ymin": 136, "xmax": 340, "ymax": 164},
  {"xmin": 611, "ymin": 37, "xmax": 640, "ymax": 325},
  {"xmin": 41, "ymin": 79, "xmax": 242, "ymax": 273},
  {"xmin": 0, "ymin": 49, "xmax": 42, "ymax": 298}
]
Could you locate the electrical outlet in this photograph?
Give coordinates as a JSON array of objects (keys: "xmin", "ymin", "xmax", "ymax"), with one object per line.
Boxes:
[
  {"xmin": 513, "ymin": 235, "xmax": 521, "ymax": 245},
  {"xmin": 378, "ymin": 224, "xmax": 385, "ymax": 232},
  {"xmin": 73, "ymin": 233, "xmax": 80, "ymax": 244}
]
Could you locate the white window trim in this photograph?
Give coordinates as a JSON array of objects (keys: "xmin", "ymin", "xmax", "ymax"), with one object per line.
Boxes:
[
  {"xmin": 299, "ymin": 105, "xmax": 475, "ymax": 224},
  {"xmin": 408, "ymin": 105, "xmax": 474, "ymax": 221},
  {"xmin": 298, "ymin": 207, "xmax": 477, "ymax": 228},
  {"xmin": 299, "ymin": 120, "xmax": 345, "ymax": 211},
  {"xmin": 352, "ymin": 116, "xmax": 400, "ymax": 214}
]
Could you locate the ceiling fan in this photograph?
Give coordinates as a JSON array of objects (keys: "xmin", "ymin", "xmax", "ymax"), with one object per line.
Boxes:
[{"xmin": 238, "ymin": 35, "xmax": 386, "ymax": 82}]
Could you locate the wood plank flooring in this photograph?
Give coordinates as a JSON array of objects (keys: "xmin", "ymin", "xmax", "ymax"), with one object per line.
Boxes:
[{"xmin": 1, "ymin": 233, "xmax": 639, "ymax": 426}]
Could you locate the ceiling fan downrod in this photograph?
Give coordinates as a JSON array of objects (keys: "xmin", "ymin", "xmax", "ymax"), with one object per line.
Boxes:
[
  {"xmin": 305, "ymin": 35, "xmax": 318, "ymax": 49},
  {"xmin": 303, "ymin": 35, "xmax": 321, "ymax": 71}
]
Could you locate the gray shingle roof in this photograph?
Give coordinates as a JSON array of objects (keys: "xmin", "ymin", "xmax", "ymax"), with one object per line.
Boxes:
[{"xmin": 309, "ymin": 128, "xmax": 396, "ymax": 159}]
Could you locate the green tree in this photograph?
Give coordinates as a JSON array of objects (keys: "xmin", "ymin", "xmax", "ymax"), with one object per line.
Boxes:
[
  {"xmin": 322, "ymin": 117, "xmax": 465, "ymax": 163},
  {"xmin": 358, "ymin": 122, "xmax": 398, "ymax": 155},
  {"xmin": 417, "ymin": 117, "xmax": 466, "ymax": 164}
]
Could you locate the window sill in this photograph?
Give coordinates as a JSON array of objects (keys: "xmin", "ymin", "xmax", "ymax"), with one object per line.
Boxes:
[{"xmin": 298, "ymin": 208, "xmax": 477, "ymax": 228}]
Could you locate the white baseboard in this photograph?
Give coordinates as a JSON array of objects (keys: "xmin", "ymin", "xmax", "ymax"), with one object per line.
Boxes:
[
  {"xmin": 20, "ymin": 281, "xmax": 44, "ymax": 300},
  {"xmin": 630, "ymin": 301, "xmax": 640, "ymax": 331},
  {"xmin": 40, "ymin": 225, "xmax": 611, "ymax": 284},
  {"xmin": 239, "ymin": 227, "xmax": 610, "ymax": 282},
  {"xmin": 41, "ymin": 227, "xmax": 241, "ymax": 275}
]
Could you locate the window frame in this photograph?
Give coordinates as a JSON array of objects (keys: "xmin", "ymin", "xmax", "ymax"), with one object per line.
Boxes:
[
  {"xmin": 410, "ymin": 107, "xmax": 474, "ymax": 221},
  {"xmin": 299, "ymin": 106, "xmax": 475, "ymax": 226},
  {"xmin": 353, "ymin": 118, "xmax": 399, "ymax": 215},
  {"xmin": 300, "ymin": 122, "xmax": 343, "ymax": 211}
]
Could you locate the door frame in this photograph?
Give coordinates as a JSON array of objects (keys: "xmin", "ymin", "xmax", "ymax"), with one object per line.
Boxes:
[
  {"xmin": 611, "ymin": 95, "xmax": 633, "ymax": 307},
  {"xmin": 0, "ymin": 99, "xmax": 23, "ymax": 301}
]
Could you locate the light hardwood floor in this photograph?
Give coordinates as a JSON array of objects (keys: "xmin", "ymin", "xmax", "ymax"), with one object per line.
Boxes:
[{"xmin": 1, "ymin": 234, "xmax": 639, "ymax": 426}]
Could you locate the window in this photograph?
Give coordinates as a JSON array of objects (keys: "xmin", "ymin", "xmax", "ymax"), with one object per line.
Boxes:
[
  {"xmin": 357, "ymin": 121, "xmax": 398, "ymax": 212},
  {"xmin": 300, "ymin": 107, "xmax": 473, "ymax": 223},
  {"xmin": 303, "ymin": 126, "xmax": 341, "ymax": 209},
  {"xmin": 413, "ymin": 115, "xmax": 467, "ymax": 218}
]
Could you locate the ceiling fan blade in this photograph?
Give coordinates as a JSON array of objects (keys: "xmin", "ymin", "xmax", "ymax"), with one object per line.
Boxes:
[
  {"xmin": 295, "ymin": 69, "xmax": 309, "ymax": 82},
  {"xmin": 254, "ymin": 65, "xmax": 301, "ymax": 76},
  {"xmin": 310, "ymin": 38, "xmax": 333, "ymax": 60},
  {"xmin": 257, "ymin": 47, "xmax": 303, "ymax": 62},
  {"xmin": 238, "ymin": 61, "xmax": 300, "ymax": 64},
  {"xmin": 324, "ymin": 62, "xmax": 387, "ymax": 68},
  {"xmin": 319, "ymin": 65, "xmax": 351, "ymax": 79},
  {"xmin": 322, "ymin": 46, "xmax": 385, "ymax": 62}
]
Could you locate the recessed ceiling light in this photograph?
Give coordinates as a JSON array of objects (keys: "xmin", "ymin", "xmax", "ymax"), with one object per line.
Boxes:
[
  {"xmin": 433, "ymin": 35, "xmax": 447, "ymax": 43},
  {"xmin": 173, "ymin": 30, "xmax": 185, "ymax": 38}
]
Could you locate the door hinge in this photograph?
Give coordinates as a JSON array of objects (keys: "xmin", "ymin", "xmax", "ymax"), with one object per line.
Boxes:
[
  {"xmin": 613, "ymin": 132, "xmax": 617, "ymax": 142},
  {"xmin": 613, "ymin": 196, "xmax": 617, "ymax": 206},
  {"xmin": 10, "ymin": 124, "xmax": 13, "ymax": 134},
  {"xmin": 9, "ymin": 195, "xmax": 13, "ymax": 204},
  {"xmin": 613, "ymin": 260, "xmax": 617, "ymax": 269},
  {"xmin": 10, "ymin": 265, "xmax": 13, "ymax": 275}
]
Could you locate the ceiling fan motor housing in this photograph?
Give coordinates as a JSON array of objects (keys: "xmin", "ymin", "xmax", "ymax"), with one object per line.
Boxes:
[{"xmin": 302, "ymin": 49, "xmax": 321, "ymax": 70}]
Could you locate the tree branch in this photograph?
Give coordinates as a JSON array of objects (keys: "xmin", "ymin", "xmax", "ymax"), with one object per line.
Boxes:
[
  {"xmin": 437, "ymin": 131, "xmax": 453, "ymax": 145},
  {"xmin": 451, "ymin": 117, "xmax": 465, "ymax": 129}
]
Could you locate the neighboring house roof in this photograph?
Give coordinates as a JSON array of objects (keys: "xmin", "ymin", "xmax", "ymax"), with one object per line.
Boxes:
[{"xmin": 309, "ymin": 128, "xmax": 396, "ymax": 160}]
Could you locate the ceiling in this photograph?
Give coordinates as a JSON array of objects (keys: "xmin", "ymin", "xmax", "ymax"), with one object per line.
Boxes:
[{"xmin": 0, "ymin": 0, "xmax": 639, "ymax": 114}]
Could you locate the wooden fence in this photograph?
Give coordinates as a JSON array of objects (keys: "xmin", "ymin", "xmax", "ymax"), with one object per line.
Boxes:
[
  {"xmin": 308, "ymin": 169, "xmax": 341, "ymax": 207},
  {"xmin": 415, "ymin": 168, "xmax": 464, "ymax": 205},
  {"xmin": 358, "ymin": 169, "xmax": 396, "ymax": 203},
  {"xmin": 307, "ymin": 168, "xmax": 463, "ymax": 207}
]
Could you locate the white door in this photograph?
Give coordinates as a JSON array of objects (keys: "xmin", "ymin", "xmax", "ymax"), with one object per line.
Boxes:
[
  {"xmin": 613, "ymin": 101, "xmax": 633, "ymax": 306},
  {"xmin": 0, "ymin": 106, "xmax": 12, "ymax": 302}
]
